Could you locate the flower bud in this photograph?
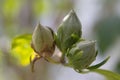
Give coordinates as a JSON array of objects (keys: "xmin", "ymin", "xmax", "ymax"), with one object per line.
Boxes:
[
  {"xmin": 56, "ymin": 10, "xmax": 82, "ymax": 53},
  {"xmin": 31, "ymin": 23, "xmax": 55, "ymax": 57},
  {"xmin": 66, "ymin": 40, "xmax": 96, "ymax": 71}
]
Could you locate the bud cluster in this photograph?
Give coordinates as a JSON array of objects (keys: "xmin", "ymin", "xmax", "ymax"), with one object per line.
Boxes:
[{"xmin": 31, "ymin": 10, "xmax": 109, "ymax": 73}]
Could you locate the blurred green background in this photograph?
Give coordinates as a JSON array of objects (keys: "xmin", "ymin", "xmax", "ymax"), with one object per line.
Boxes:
[{"xmin": 0, "ymin": 0, "xmax": 120, "ymax": 80}]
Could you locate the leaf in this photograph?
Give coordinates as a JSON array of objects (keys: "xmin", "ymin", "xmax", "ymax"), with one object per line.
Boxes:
[
  {"xmin": 11, "ymin": 34, "xmax": 35, "ymax": 66},
  {"xmin": 87, "ymin": 56, "xmax": 110, "ymax": 70},
  {"xmin": 92, "ymin": 69, "xmax": 120, "ymax": 80}
]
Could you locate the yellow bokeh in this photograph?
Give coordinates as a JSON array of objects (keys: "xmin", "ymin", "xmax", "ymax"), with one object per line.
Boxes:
[{"xmin": 11, "ymin": 34, "xmax": 35, "ymax": 66}]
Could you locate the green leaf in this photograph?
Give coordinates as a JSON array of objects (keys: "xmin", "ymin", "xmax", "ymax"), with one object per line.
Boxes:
[
  {"xmin": 11, "ymin": 34, "xmax": 35, "ymax": 66},
  {"xmin": 87, "ymin": 56, "xmax": 110, "ymax": 70},
  {"xmin": 92, "ymin": 69, "xmax": 120, "ymax": 80}
]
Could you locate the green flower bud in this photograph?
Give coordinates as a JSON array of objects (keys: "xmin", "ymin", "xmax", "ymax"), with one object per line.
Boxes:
[
  {"xmin": 56, "ymin": 10, "xmax": 82, "ymax": 53},
  {"xmin": 66, "ymin": 40, "xmax": 97, "ymax": 71},
  {"xmin": 31, "ymin": 23, "xmax": 55, "ymax": 58}
]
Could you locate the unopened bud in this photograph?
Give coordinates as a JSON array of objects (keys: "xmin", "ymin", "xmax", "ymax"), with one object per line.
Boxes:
[
  {"xmin": 56, "ymin": 10, "xmax": 82, "ymax": 53},
  {"xmin": 31, "ymin": 23, "xmax": 55, "ymax": 57},
  {"xmin": 67, "ymin": 40, "xmax": 96, "ymax": 71}
]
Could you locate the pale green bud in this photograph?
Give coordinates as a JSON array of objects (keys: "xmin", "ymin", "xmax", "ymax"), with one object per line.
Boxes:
[
  {"xmin": 31, "ymin": 23, "xmax": 55, "ymax": 57},
  {"xmin": 66, "ymin": 40, "xmax": 96, "ymax": 71},
  {"xmin": 56, "ymin": 10, "xmax": 82, "ymax": 53}
]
